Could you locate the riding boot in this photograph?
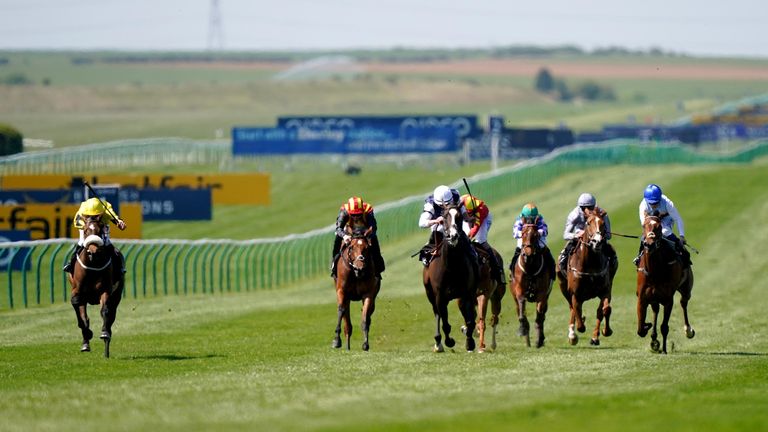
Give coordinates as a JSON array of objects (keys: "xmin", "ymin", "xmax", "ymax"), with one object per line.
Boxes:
[
  {"xmin": 558, "ymin": 240, "xmax": 574, "ymax": 274},
  {"xmin": 371, "ymin": 235, "xmax": 385, "ymax": 277},
  {"xmin": 62, "ymin": 245, "xmax": 83, "ymax": 273},
  {"xmin": 480, "ymin": 242, "xmax": 504, "ymax": 284},
  {"xmin": 330, "ymin": 254, "xmax": 339, "ymax": 278},
  {"xmin": 509, "ymin": 247, "xmax": 521, "ymax": 274}
]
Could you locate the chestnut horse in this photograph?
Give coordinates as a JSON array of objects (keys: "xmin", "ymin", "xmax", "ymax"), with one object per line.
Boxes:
[
  {"xmin": 510, "ymin": 219, "xmax": 555, "ymax": 348},
  {"xmin": 557, "ymin": 207, "xmax": 617, "ymax": 346},
  {"xmin": 636, "ymin": 213, "xmax": 695, "ymax": 354},
  {"xmin": 423, "ymin": 205, "xmax": 478, "ymax": 352},
  {"xmin": 462, "ymin": 243, "xmax": 505, "ymax": 352},
  {"xmin": 68, "ymin": 215, "xmax": 124, "ymax": 358},
  {"xmin": 332, "ymin": 227, "xmax": 381, "ymax": 351}
]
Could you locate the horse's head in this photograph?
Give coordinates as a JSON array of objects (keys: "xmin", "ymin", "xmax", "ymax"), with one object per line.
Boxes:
[
  {"xmin": 520, "ymin": 218, "xmax": 541, "ymax": 257},
  {"xmin": 583, "ymin": 207, "xmax": 607, "ymax": 252},
  {"xmin": 82, "ymin": 215, "xmax": 105, "ymax": 253},
  {"xmin": 344, "ymin": 227, "xmax": 372, "ymax": 277},
  {"xmin": 441, "ymin": 205, "xmax": 463, "ymax": 247},
  {"xmin": 642, "ymin": 212, "xmax": 663, "ymax": 250}
]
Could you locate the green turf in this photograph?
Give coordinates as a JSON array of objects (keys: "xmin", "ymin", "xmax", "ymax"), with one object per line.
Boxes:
[{"xmin": 1, "ymin": 161, "xmax": 766, "ymax": 431}]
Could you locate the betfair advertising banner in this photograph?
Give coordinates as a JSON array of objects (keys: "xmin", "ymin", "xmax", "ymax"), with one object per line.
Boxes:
[
  {"xmin": 0, "ymin": 203, "xmax": 143, "ymax": 240},
  {"xmin": 0, "ymin": 174, "xmax": 269, "ymax": 205}
]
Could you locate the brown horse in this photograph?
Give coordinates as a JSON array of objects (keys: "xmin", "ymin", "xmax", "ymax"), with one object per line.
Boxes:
[
  {"xmin": 636, "ymin": 213, "xmax": 695, "ymax": 354},
  {"xmin": 462, "ymin": 243, "xmax": 505, "ymax": 352},
  {"xmin": 510, "ymin": 219, "xmax": 555, "ymax": 348},
  {"xmin": 557, "ymin": 207, "xmax": 617, "ymax": 346},
  {"xmin": 422, "ymin": 205, "xmax": 478, "ymax": 352},
  {"xmin": 68, "ymin": 215, "xmax": 124, "ymax": 358},
  {"xmin": 332, "ymin": 227, "xmax": 381, "ymax": 351}
]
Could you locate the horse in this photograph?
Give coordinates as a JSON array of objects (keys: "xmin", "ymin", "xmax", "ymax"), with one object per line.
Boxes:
[
  {"xmin": 636, "ymin": 213, "xmax": 695, "ymax": 354},
  {"xmin": 462, "ymin": 243, "xmax": 505, "ymax": 353},
  {"xmin": 422, "ymin": 204, "xmax": 478, "ymax": 352},
  {"xmin": 332, "ymin": 227, "xmax": 381, "ymax": 351},
  {"xmin": 557, "ymin": 207, "xmax": 617, "ymax": 346},
  {"xmin": 68, "ymin": 215, "xmax": 125, "ymax": 358},
  {"xmin": 509, "ymin": 218, "xmax": 555, "ymax": 348}
]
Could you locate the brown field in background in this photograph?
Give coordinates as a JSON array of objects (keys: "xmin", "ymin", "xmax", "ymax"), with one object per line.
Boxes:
[{"xmin": 158, "ymin": 58, "xmax": 768, "ymax": 80}]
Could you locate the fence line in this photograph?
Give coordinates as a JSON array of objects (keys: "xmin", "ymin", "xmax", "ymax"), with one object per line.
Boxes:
[{"xmin": 2, "ymin": 139, "xmax": 767, "ymax": 309}]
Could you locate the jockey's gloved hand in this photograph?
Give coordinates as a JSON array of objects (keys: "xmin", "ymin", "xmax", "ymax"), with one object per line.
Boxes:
[
  {"xmin": 431, "ymin": 216, "xmax": 444, "ymax": 226},
  {"xmin": 343, "ymin": 235, "xmax": 351, "ymax": 243},
  {"xmin": 680, "ymin": 235, "xmax": 686, "ymax": 245},
  {"xmin": 117, "ymin": 219, "xmax": 127, "ymax": 230}
]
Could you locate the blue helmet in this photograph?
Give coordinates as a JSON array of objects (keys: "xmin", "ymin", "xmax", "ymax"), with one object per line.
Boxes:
[{"xmin": 644, "ymin": 184, "xmax": 662, "ymax": 204}]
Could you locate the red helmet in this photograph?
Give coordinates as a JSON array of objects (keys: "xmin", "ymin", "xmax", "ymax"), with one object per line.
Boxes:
[{"xmin": 345, "ymin": 196, "xmax": 365, "ymax": 215}]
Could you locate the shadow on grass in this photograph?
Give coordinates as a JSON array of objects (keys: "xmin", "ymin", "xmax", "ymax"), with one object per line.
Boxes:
[
  {"xmin": 685, "ymin": 351, "xmax": 768, "ymax": 357},
  {"xmin": 128, "ymin": 353, "xmax": 226, "ymax": 361}
]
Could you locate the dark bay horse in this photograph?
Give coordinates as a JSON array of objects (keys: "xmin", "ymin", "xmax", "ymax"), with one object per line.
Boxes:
[
  {"xmin": 68, "ymin": 216, "xmax": 124, "ymax": 358},
  {"xmin": 636, "ymin": 214, "xmax": 695, "ymax": 354},
  {"xmin": 423, "ymin": 205, "xmax": 478, "ymax": 352},
  {"xmin": 557, "ymin": 207, "xmax": 617, "ymax": 346},
  {"xmin": 332, "ymin": 227, "xmax": 381, "ymax": 351},
  {"xmin": 462, "ymin": 243, "xmax": 505, "ymax": 352},
  {"xmin": 510, "ymin": 219, "xmax": 555, "ymax": 348}
]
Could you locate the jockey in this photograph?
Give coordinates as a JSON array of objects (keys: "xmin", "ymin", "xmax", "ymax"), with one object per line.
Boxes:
[
  {"xmin": 510, "ymin": 203, "xmax": 555, "ymax": 278},
  {"xmin": 461, "ymin": 193, "xmax": 505, "ymax": 284},
  {"xmin": 634, "ymin": 183, "xmax": 691, "ymax": 267},
  {"xmin": 63, "ymin": 197, "xmax": 127, "ymax": 274},
  {"xmin": 331, "ymin": 196, "xmax": 385, "ymax": 279},
  {"xmin": 417, "ymin": 184, "xmax": 476, "ymax": 266},
  {"xmin": 558, "ymin": 193, "xmax": 618, "ymax": 275}
]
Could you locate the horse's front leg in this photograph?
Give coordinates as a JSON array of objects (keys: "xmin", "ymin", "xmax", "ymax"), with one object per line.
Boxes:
[
  {"xmin": 439, "ymin": 300, "xmax": 455, "ymax": 349},
  {"xmin": 98, "ymin": 290, "xmax": 112, "ymax": 358},
  {"xmin": 679, "ymin": 277, "xmax": 695, "ymax": 339},
  {"xmin": 360, "ymin": 296, "xmax": 376, "ymax": 351},
  {"xmin": 474, "ymin": 294, "xmax": 488, "ymax": 352},
  {"xmin": 601, "ymin": 294, "xmax": 613, "ymax": 337},
  {"xmin": 534, "ymin": 296, "xmax": 548, "ymax": 348},
  {"xmin": 660, "ymin": 300, "xmax": 673, "ymax": 354},
  {"xmin": 636, "ymin": 294, "xmax": 651, "ymax": 337},
  {"xmin": 650, "ymin": 303, "xmax": 661, "ymax": 352},
  {"xmin": 332, "ymin": 293, "xmax": 346, "ymax": 349},
  {"xmin": 457, "ymin": 297, "xmax": 476, "ymax": 352},
  {"xmin": 71, "ymin": 301, "xmax": 92, "ymax": 352},
  {"xmin": 515, "ymin": 290, "xmax": 530, "ymax": 347},
  {"xmin": 489, "ymin": 286, "xmax": 503, "ymax": 351},
  {"xmin": 342, "ymin": 301, "xmax": 352, "ymax": 351}
]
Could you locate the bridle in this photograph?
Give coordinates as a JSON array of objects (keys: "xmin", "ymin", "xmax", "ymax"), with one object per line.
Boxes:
[
  {"xmin": 441, "ymin": 206, "xmax": 462, "ymax": 247},
  {"xmin": 343, "ymin": 232, "xmax": 371, "ymax": 278},
  {"xmin": 518, "ymin": 223, "xmax": 544, "ymax": 276}
]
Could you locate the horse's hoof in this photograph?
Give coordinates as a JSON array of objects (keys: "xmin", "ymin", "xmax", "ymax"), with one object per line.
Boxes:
[
  {"xmin": 685, "ymin": 326, "xmax": 695, "ymax": 339},
  {"xmin": 569, "ymin": 335, "xmax": 578, "ymax": 346},
  {"xmin": 466, "ymin": 338, "xmax": 476, "ymax": 352},
  {"xmin": 362, "ymin": 342, "xmax": 369, "ymax": 351},
  {"xmin": 445, "ymin": 337, "xmax": 456, "ymax": 348},
  {"xmin": 577, "ymin": 325, "xmax": 586, "ymax": 333},
  {"xmin": 433, "ymin": 344, "xmax": 444, "ymax": 353},
  {"xmin": 603, "ymin": 328, "xmax": 613, "ymax": 337},
  {"xmin": 536, "ymin": 338, "xmax": 545, "ymax": 348},
  {"xmin": 331, "ymin": 338, "xmax": 341, "ymax": 349},
  {"xmin": 80, "ymin": 343, "xmax": 91, "ymax": 352},
  {"xmin": 490, "ymin": 342, "xmax": 497, "ymax": 351},
  {"xmin": 100, "ymin": 331, "xmax": 111, "ymax": 340},
  {"xmin": 650, "ymin": 339, "xmax": 661, "ymax": 352},
  {"xmin": 590, "ymin": 338, "xmax": 600, "ymax": 346}
]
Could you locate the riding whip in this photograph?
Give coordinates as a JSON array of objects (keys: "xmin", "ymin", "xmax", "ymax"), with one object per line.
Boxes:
[
  {"xmin": 684, "ymin": 243, "xmax": 700, "ymax": 254},
  {"xmin": 607, "ymin": 231, "xmax": 640, "ymax": 239},
  {"xmin": 83, "ymin": 181, "xmax": 119, "ymax": 223},
  {"xmin": 462, "ymin": 178, "xmax": 478, "ymax": 210}
]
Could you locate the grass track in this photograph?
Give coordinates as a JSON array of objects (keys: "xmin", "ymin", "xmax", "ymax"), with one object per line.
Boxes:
[{"xmin": 1, "ymin": 161, "xmax": 767, "ymax": 431}]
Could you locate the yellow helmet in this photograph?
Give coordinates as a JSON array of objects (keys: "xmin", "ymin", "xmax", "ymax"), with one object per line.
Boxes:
[
  {"xmin": 80, "ymin": 198, "xmax": 106, "ymax": 216},
  {"xmin": 461, "ymin": 194, "xmax": 477, "ymax": 211}
]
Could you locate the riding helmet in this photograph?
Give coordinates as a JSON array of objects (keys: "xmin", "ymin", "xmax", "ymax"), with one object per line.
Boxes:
[
  {"xmin": 644, "ymin": 184, "xmax": 662, "ymax": 204},
  {"xmin": 433, "ymin": 185, "xmax": 453, "ymax": 206},
  {"xmin": 520, "ymin": 203, "xmax": 539, "ymax": 218},
  {"xmin": 577, "ymin": 193, "xmax": 596, "ymax": 207},
  {"xmin": 345, "ymin": 196, "xmax": 366, "ymax": 215},
  {"xmin": 80, "ymin": 197, "xmax": 106, "ymax": 216}
]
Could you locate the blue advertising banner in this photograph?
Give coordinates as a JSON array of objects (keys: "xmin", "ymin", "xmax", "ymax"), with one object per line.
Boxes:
[
  {"xmin": 277, "ymin": 114, "xmax": 481, "ymax": 138},
  {"xmin": 233, "ymin": 125, "xmax": 459, "ymax": 155},
  {"xmin": 72, "ymin": 185, "xmax": 121, "ymax": 214},
  {"xmin": 0, "ymin": 190, "xmax": 75, "ymax": 206},
  {"xmin": 0, "ymin": 230, "xmax": 31, "ymax": 271},
  {"xmin": 120, "ymin": 188, "xmax": 212, "ymax": 221}
]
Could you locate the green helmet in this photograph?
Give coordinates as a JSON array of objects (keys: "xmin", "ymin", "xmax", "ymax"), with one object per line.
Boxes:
[{"xmin": 520, "ymin": 203, "xmax": 539, "ymax": 218}]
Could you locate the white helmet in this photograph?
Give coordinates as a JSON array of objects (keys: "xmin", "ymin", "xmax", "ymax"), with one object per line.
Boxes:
[
  {"xmin": 578, "ymin": 193, "xmax": 596, "ymax": 207},
  {"xmin": 433, "ymin": 185, "xmax": 453, "ymax": 206}
]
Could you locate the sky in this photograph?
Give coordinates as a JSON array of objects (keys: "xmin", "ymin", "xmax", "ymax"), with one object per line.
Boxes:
[{"xmin": 1, "ymin": 0, "xmax": 766, "ymax": 58}]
